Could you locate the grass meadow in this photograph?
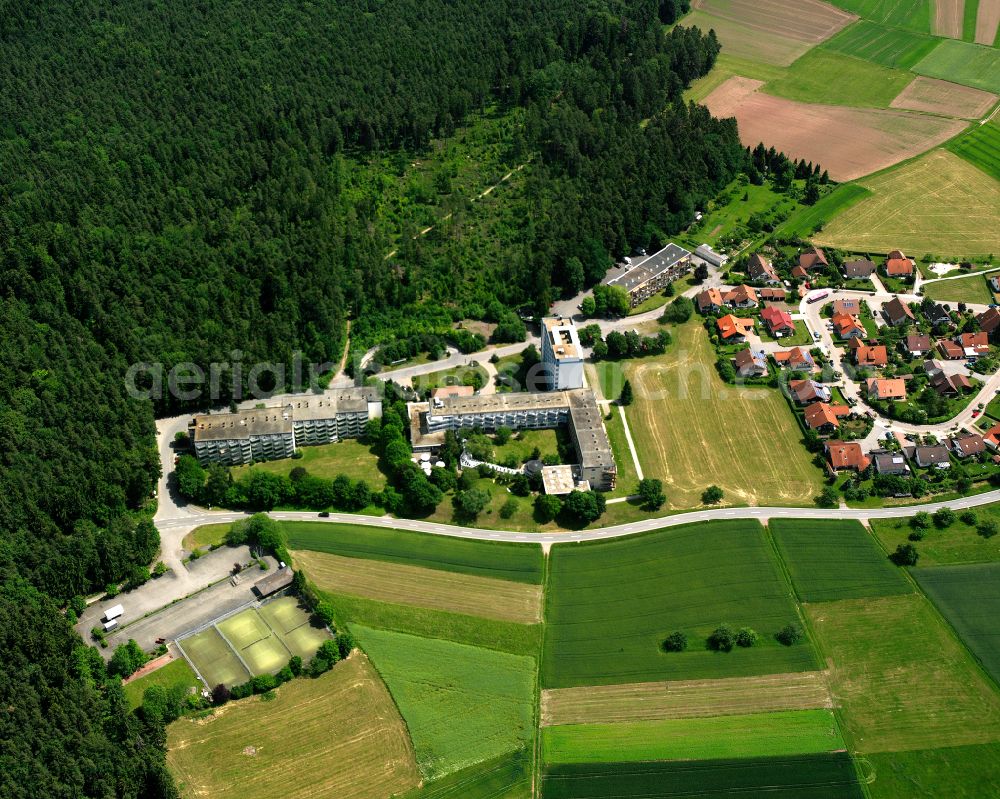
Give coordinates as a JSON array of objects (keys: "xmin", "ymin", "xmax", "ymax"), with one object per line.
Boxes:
[
  {"xmin": 124, "ymin": 658, "xmax": 201, "ymax": 710},
  {"xmin": 622, "ymin": 322, "xmax": 824, "ymax": 508},
  {"xmin": 354, "ymin": 626, "xmax": 535, "ymax": 780},
  {"xmin": 541, "ymin": 753, "xmax": 864, "ymax": 799},
  {"xmin": 541, "ymin": 709, "xmax": 846, "ymax": 764},
  {"xmin": 913, "ymin": 38, "xmax": 1000, "ymax": 93},
  {"xmin": 921, "ymin": 271, "xmax": 996, "ymax": 304},
  {"xmin": 231, "ymin": 438, "xmax": 386, "ymax": 487},
  {"xmin": 765, "ymin": 49, "xmax": 914, "ymax": 107},
  {"xmin": 775, "ymin": 183, "xmax": 872, "ymax": 238},
  {"xmin": 806, "ymin": 594, "xmax": 1000, "ymax": 753},
  {"xmin": 827, "ymin": 0, "xmax": 933, "ymax": 32},
  {"xmin": 913, "ymin": 563, "xmax": 1000, "ymax": 683},
  {"xmin": 282, "ymin": 521, "xmax": 543, "ymax": 583},
  {"xmin": 181, "ymin": 522, "xmax": 231, "ymax": 552},
  {"xmin": 542, "ymin": 520, "xmax": 819, "ymax": 688},
  {"xmin": 822, "ymin": 19, "xmax": 941, "ymax": 68},
  {"xmin": 398, "ymin": 750, "xmax": 531, "ymax": 799},
  {"xmin": 948, "ymin": 120, "xmax": 1000, "ymax": 181},
  {"xmin": 769, "ymin": 519, "xmax": 912, "ymax": 601},
  {"xmin": 166, "ymin": 654, "xmax": 420, "ymax": 799},
  {"xmin": 865, "ymin": 742, "xmax": 1000, "ymax": 798}
]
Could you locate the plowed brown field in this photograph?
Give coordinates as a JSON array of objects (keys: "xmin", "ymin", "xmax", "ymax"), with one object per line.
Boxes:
[
  {"xmin": 890, "ymin": 76, "xmax": 998, "ymax": 118},
  {"xmin": 934, "ymin": 0, "xmax": 965, "ymax": 38}
]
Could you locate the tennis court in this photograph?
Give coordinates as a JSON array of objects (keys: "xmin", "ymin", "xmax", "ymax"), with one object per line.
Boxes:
[
  {"xmin": 259, "ymin": 595, "xmax": 332, "ymax": 660},
  {"xmin": 180, "ymin": 627, "xmax": 251, "ymax": 688}
]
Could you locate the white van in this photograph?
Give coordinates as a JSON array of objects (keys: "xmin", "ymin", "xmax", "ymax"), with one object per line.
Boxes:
[{"xmin": 102, "ymin": 604, "xmax": 124, "ymax": 623}]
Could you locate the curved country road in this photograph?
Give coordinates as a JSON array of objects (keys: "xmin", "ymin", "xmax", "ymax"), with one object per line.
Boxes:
[{"xmin": 156, "ymin": 488, "xmax": 1000, "ymax": 547}]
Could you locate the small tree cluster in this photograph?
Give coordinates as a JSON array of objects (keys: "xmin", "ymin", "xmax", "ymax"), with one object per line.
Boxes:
[{"xmin": 662, "ymin": 631, "xmax": 687, "ymax": 652}]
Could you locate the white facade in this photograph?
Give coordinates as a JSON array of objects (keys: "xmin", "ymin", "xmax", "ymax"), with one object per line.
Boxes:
[{"xmin": 541, "ymin": 317, "xmax": 585, "ymax": 390}]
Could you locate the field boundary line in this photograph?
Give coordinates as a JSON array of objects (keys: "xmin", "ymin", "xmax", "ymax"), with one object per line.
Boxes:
[
  {"xmin": 213, "ymin": 621, "xmax": 256, "ymax": 676},
  {"xmin": 617, "ymin": 405, "xmax": 644, "ymax": 481}
]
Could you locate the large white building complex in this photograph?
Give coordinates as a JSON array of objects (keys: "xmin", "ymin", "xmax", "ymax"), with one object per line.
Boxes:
[
  {"xmin": 190, "ymin": 388, "xmax": 382, "ymax": 466},
  {"xmin": 541, "ymin": 317, "xmax": 585, "ymax": 390}
]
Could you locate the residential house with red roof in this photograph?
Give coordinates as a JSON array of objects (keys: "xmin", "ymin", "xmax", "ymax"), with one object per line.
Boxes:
[
  {"xmin": 761, "ymin": 305, "xmax": 795, "ymax": 337},
  {"xmin": 825, "ymin": 440, "xmax": 871, "ymax": 472},
  {"xmin": 957, "ymin": 332, "xmax": 990, "ymax": 359},
  {"xmin": 772, "ymin": 347, "xmax": 816, "ymax": 371},
  {"xmin": 866, "ymin": 377, "xmax": 906, "ymax": 401},
  {"xmin": 759, "ymin": 287, "xmax": 787, "ymax": 302},
  {"xmin": 884, "ymin": 255, "xmax": 915, "ymax": 278},
  {"xmin": 854, "ymin": 345, "xmax": 888, "ymax": 368},
  {"xmin": 799, "ymin": 247, "xmax": 828, "ymax": 272},
  {"xmin": 717, "ymin": 314, "xmax": 755, "ymax": 342},
  {"xmin": 832, "ymin": 299, "xmax": 862, "ymax": 317},
  {"xmin": 696, "ymin": 288, "xmax": 725, "ymax": 314},
  {"xmin": 724, "ymin": 285, "xmax": 759, "ymax": 309},
  {"xmin": 904, "ymin": 334, "xmax": 931, "ymax": 357},
  {"xmin": 937, "ymin": 339, "xmax": 964, "ymax": 360},
  {"xmin": 832, "ymin": 312, "xmax": 865, "ymax": 339},
  {"xmin": 789, "ymin": 379, "xmax": 832, "ymax": 405},
  {"xmin": 805, "ymin": 402, "xmax": 850, "ymax": 433}
]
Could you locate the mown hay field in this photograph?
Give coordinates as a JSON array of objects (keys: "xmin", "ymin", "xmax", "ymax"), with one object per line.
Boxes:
[
  {"xmin": 542, "ymin": 520, "xmax": 819, "ymax": 689},
  {"xmin": 541, "ymin": 753, "xmax": 864, "ymax": 799},
  {"xmin": 822, "ymin": 19, "xmax": 941, "ymax": 68},
  {"xmin": 913, "ymin": 563, "xmax": 1000, "ymax": 684},
  {"xmin": 976, "ymin": 0, "xmax": 1000, "ymax": 44},
  {"xmin": 775, "ymin": 183, "xmax": 872, "ymax": 238},
  {"xmin": 891, "ymin": 75, "xmax": 998, "ymax": 118},
  {"xmin": 816, "ymin": 150, "xmax": 1000, "ymax": 257},
  {"xmin": 769, "ymin": 519, "xmax": 912, "ymax": 602},
  {"xmin": 399, "ymin": 751, "xmax": 531, "ymax": 799},
  {"xmin": 282, "ymin": 521, "xmax": 543, "ymax": 583},
  {"xmin": 541, "ymin": 709, "xmax": 846, "ymax": 764},
  {"xmin": 921, "ymin": 271, "xmax": 996, "ymax": 304},
  {"xmin": 703, "ymin": 76, "xmax": 967, "ymax": 181},
  {"xmin": 541, "ymin": 671, "xmax": 833, "ymax": 726},
  {"xmin": 293, "ymin": 549, "xmax": 543, "ymax": 624},
  {"xmin": 806, "ymin": 594, "xmax": 1000, "ymax": 753},
  {"xmin": 623, "ymin": 322, "xmax": 823, "ymax": 509},
  {"xmin": 355, "ymin": 626, "xmax": 536, "ymax": 780},
  {"xmin": 680, "ymin": 9, "xmax": 814, "ymax": 66},
  {"xmin": 167, "ymin": 654, "xmax": 420, "ymax": 799},
  {"xmin": 913, "ymin": 37, "xmax": 1000, "ymax": 92}
]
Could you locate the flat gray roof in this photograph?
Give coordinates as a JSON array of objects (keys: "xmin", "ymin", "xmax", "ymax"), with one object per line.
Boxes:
[
  {"xmin": 286, "ymin": 387, "xmax": 377, "ymax": 420},
  {"xmin": 429, "ymin": 391, "xmax": 571, "ymax": 418},
  {"xmin": 192, "ymin": 408, "xmax": 293, "ymax": 441},
  {"xmin": 567, "ymin": 390, "xmax": 615, "ymax": 470},
  {"xmin": 602, "ymin": 243, "xmax": 691, "ymax": 291}
]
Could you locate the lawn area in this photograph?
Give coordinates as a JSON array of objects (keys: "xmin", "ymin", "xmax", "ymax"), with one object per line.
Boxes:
[
  {"xmin": 492, "ymin": 427, "xmax": 561, "ymax": 464},
  {"xmin": 354, "ymin": 626, "xmax": 536, "ymax": 780},
  {"xmin": 805, "ymin": 594, "xmax": 1000, "ymax": 753},
  {"xmin": 913, "ymin": 38, "xmax": 1000, "ymax": 93},
  {"xmin": 541, "ymin": 754, "xmax": 864, "ymax": 799},
  {"xmin": 774, "ymin": 183, "xmax": 872, "ymax": 239},
  {"xmin": 412, "ymin": 362, "xmax": 489, "ymax": 393},
  {"xmin": 922, "ymin": 272, "xmax": 995, "ymax": 304},
  {"xmin": 866, "ymin": 742, "xmax": 1000, "ymax": 799},
  {"xmin": 292, "ymin": 548, "xmax": 543, "ymax": 624},
  {"xmin": 231, "ymin": 438, "xmax": 386, "ymax": 488},
  {"xmin": 816, "ymin": 150, "xmax": 1000, "ymax": 259},
  {"xmin": 124, "ymin": 658, "xmax": 201, "ymax": 710},
  {"xmin": 870, "ymin": 503, "xmax": 1000, "ymax": 565},
  {"xmin": 542, "ymin": 520, "xmax": 819, "ymax": 689},
  {"xmin": 166, "ymin": 654, "xmax": 420, "ymax": 799},
  {"xmin": 764, "ymin": 49, "xmax": 915, "ymax": 108},
  {"xmin": 826, "ymin": 0, "xmax": 933, "ymax": 32},
  {"xmin": 281, "ymin": 521, "xmax": 543, "ymax": 583},
  {"xmin": 623, "ymin": 321, "xmax": 824, "ymax": 508},
  {"xmin": 676, "ymin": 179, "xmax": 798, "ymax": 251},
  {"xmin": 399, "ymin": 751, "xmax": 531, "ymax": 799},
  {"xmin": 948, "ymin": 120, "xmax": 1000, "ymax": 181},
  {"xmin": 769, "ymin": 519, "xmax": 912, "ymax": 601},
  {"xmin": 761, "ymin": 319, "xmax": 812, "ymax": 346},
  {"xmin": 602, "ymin": 406, "xmax": 640, "ymax": 498},
  {"xmin": 181, "ymin": 522, "xmax": 231, "ymax": 552},
  {"xmin": 821, "ymin": 19, "xmax": 941, "ymax": 68},
  {"xmin": 541, "ymin": 709, "xmax": 845, "ymax": 764},
  {"xmin": 913, "ymin": 563, "xmax": 1000, "ymax": 684}
]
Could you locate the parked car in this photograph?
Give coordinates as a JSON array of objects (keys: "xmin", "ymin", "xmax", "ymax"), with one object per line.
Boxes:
[
  {"xmin": 813, "ymin": 332, "xmax": 821, "ymax": 341},
  {"xmin": 319, "ymin": 511, "xmax": 330, "ymax": 518}
]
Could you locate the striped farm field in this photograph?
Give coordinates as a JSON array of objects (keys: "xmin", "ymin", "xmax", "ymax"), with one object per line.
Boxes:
[
  {"xmin": 281, "ymin": 521, "xmax": 543, "ymax": 583},
  {"xmin": 827, "ymin": 0, "xmax": 933, "ymax": 31},
  {"xmin": 948, "ymin": 120, "xmax": 1000, "ymax": 180},
  {"xmin": 292, "ymin": 549, "xmax": 543, "ymax": 624},
  {"xmin": 167, "ymin": 654, "xmax": 420, "ymax": 799},
  {"xmin": 891, "ymin": 76, "xmax": 998, "ymax": 119},
  {"xmin": 355, "ymin": 626, "xmax": 536, "ymax": 780},
  {"xmin": 679, "ymin": 10, "xmax": 814, "ymax": 66},
  {"xmin": 541, "ymin": 709, "xmax": 846, "ymax": 764},
  {"xmin": 816, "ymin": 150, "xmax": 1000, "ymax": 258},
  {"xmin": 542, "ymin": 520, "xmax": 819, "ymax": 689},
  {"xmin": 769, "ymin": 519, "xmax": 912, "ymax": 602},
  {"xmin": 934, "ymin": 0, "xmax": 965, "ymax": 37},
  {"xmin": 913, "ymin": 38, "xmax": 1000, "ymax": 92},
  {"xmin": 623, "ymin": 322, "xmax": 824, "ymax": 508},
  {"xmin": 806, "ymin": 594, "xmax": 1000, "ymax": 753},
  {"xmin": 822, "ymin": 19, "xmax": 942, "ymax": 68},
  {"xmin": 398, "ymin": 751, "xmax": 531, "ymax": 799},
  {"xmin": 913, "ymin": 563, "xmax": 1000, "ymax": 684},
  {"xmin": 541, "ymin": 754, "xmax": 865, "ymax": 799},
  {"xmin": 541, "ymin": 671, "xmax": 833, "ymax": 726}
]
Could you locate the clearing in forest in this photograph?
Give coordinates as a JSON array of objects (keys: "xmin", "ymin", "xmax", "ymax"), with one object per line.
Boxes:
[
  {"xmin": 815, "ymin": 150, "xmax": 1000, "ymax": 257},
  {"xmin": 166, "ymin": 654, "xmax": 421, "ymax": 799},
  {"xmin": 622, "ymin": 321, "xmax": 823, "ymax": 508},
  {"xmin": 541, "ymin": 671, "xmax": 833, "ymax": 726},
  {"xmin": 890, "ymin": 75, "xmax": 998, "ymax": 118},
  {"xmin": 703, "ymin": 76, "xmax": 967, "ymax": 181},
  {"xmin": 292, "ymin": 549, "xmax": 543, "ymax": 624}
]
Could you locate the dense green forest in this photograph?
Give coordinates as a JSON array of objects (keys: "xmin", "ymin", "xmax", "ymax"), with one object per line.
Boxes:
[{"xmin": 0, "ymin": 0, "xmax": 744, "ymax": 795}]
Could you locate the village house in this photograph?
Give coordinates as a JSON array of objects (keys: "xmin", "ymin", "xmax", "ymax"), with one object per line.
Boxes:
[
  {"xmin": 843, "ymin": 259, "xmax": 876, "ymax": 279},
  {"xmin": 697, "ymin": 287, "xmax": 725, "ymax": 314},
  {"xmin": 978, "ymin": 308, "xmax": 1000, "ymax": 341},
  {"xmin": 937, "ymin": 339, "xmax": 964, "ymax": 360},
  {"xmin": 872, "ymin": 449, "xmax": 909, "ymax": 476},
  {"xmin": 904, "ymin": 334, "xmax": 931, "ymax": 357},
  {"xmin": 804, "ymin": 402, "xmax": 850, "ymax": 432},
  {"xmin": 914, "ymin": 445, "xmax": 951, "ymax": 469},
  {"xmin": 949, "ymin": 432, "xmax": 986, "ymax": 459},
  {"xmin": 724, "ymin": 285, "xmax": 759, "ymax": 309},
  {"xmin": 883, "ymin": 297, "xmax": 915, "ymax": 327},
  {"xmin": 924, "ymin": 303, "xmax": 952, "ymax": 328},
  {"xmin": 759, "ymin": 287, "xmax": 788, "ymax": 302},
  {"xmin": 825, "ymin": 440, "xmax": 870, "ymax": 472},
  {"xmin": 791, "ymin": 265, "xmax": 808, "ymax": 281},
  {"xmin": 983, "ymin": 423, "xmax": 1000, "ymax": 450},
  {"xmin": 789, "ymin": 379, "xmax": 831, "ymax": 405},
  {"xmin": 799, "ymin": 247, "xmax": 829, "ymax": 272},
  {"xmin": 957, "ymin": 332, "xmax": 990, "ymax": 359},
  {"xmin": 761, "ymin": 305, "xmax": 795, "ymax": 337},
  {"xmin": 772, "ymin": 347, "xmax": 816, "ymax": 371},
  {"xmin": 929, "ymin": 370, "xmax": 972, "ymax": 395},
  {"xmin": 854, "ymin": 345, "xmax": 888, "ymax": 368},
  {"xmin": 884, "ymin": 253, "xmax": 915, "ymax": 278},
  {"xmin": 747, "ymin": 253, "xmax": 780, "ymax": 284},
  {"xmin": 733, "ymin": 348, "xmax": 768, "ymax": 377},
  {"xmin": 866, "ymin": 377, "xmax": 907, "ymax": 401},
  {"xmin": 832, "ymin": 312, "xmax": 865, "ymax": 339},
  {"xmin": 832, "ymin": 299, "xmax": 861, "ymax": 317},
  {"xmin": 717, "ymin": 314, "xmax": 755, "ymax": 342}
]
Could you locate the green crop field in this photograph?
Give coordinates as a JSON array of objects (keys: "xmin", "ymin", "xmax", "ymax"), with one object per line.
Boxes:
[
  {"xmin": 541, "ymin": 754, "xmax": 865, "ymax": 799},
  {"xmin": 870, "ymin": 503, "xmax": 1000, "ymax": 565},
  {"xmin": 865, "ymin": 742, "xmax": 1000, "ymax": 798},
  {"xmin": 541, "ymin": 709, "xmax": 845, "ymax": 764},
  {"xmin": 827, "ymin": 0, "xmax": 933, "ymax": 32},
  {"xmin": 913, "ymin": 563, "xmax": 1000, "ymax": 683},
  {"xmin": 764, "ymin": 49, "xmax": 915, "ymax": 107},
  {"xmin": 806, "ymin": 594, "xmax": 1000, "ymax": 754},
  {"xmin": 124, "ymin": 658, "xmax": 201, "ymax": 710},
  {"xmin": 922, "ymin": 271, "xmax": 995, "ymax": 304},
  {"xmin": 542, "ymin": 520, "xmax": 819, "ymax": 688},
  {"xmin": 948, "ymin": 121, "xmax": 1000, "ymax": 181},
  {"xmin": 822, "ymin": 19, "xmax": 941, "ymax": 68},
  {"xmin": 231, "ymin": 438, "xmax": 386, "ymax": 487},
  {"xmin": 178, "ymin": 626, "xmax": 251, "ymax": 689},
  {"xmin": 684, "ymin": 53, "xmax": 789, "ymax": 104},
  {"xmin": 355, "ymin": 626, "xmax": 535, "ymax": 780},
  {"xmin": 282, "ymin": 521, "xmax": 543, "ymax": 583},
  {"xmin": 775, "ymin": 183, "xmax": 872, "ymax": 238},
  {"xmin": 399, "ymin": 750, "xmax": 531, "ymax": 799},
  {"xmin": 769, "ymin": 519, "xmax": 912, "ymax": 601},
  {"xmin": 913, "ymin": 38, "xmax": 1000, "ymax": 93}
]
